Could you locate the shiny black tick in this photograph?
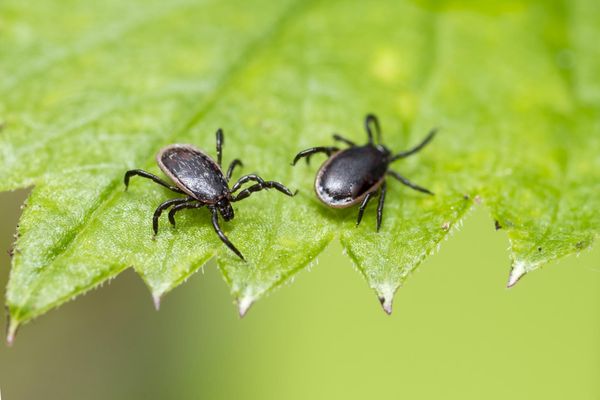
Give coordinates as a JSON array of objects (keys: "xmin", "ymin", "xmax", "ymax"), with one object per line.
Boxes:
[
  {"xmin": 292, "ymin": 114, "xmax": 436, "ymax": 231},
  {"xmin": 124, "ymin": 129, "xmax": 295, "ymax": 261}
]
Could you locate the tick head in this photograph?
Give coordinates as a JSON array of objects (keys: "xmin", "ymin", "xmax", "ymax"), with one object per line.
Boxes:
[{"xmin": 217, "ymin": 199, "xmax": 234, "ymax": 221}]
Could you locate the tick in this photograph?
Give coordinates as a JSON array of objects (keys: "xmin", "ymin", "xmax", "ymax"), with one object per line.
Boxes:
[
  {"xmin": 292, "ymin": 114, "xmax": 436, "ymax": 231},
  {"xmin": 124, "ymin": 129, "xmax": 295, "ymax": 260}
]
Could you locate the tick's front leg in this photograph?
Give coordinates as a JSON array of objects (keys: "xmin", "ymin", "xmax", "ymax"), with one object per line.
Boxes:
[
  {"xmin": 168, "ymin": 201, "xmax": 205, "ymax": 227},
  {"xmin": 232, "ymin": 181, "xmax": 296, "ymax": 202},
  {"xmin": 230, "ymin": 174, "xmax": 265, "ymax": 192},
  {"xmin": 225, "ymin": 159, "xmax": 243, "ymax": 182},
  {"xmin": 152, "ymin": 197, "xmax": 191, "ymax": 235},
  {"xmin": 210, "ymin": 207, "xmax": 245, "ymax": 261}
]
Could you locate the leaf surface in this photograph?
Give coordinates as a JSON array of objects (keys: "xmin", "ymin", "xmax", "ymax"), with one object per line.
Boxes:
[{"xmin": 1, "ymin": 0, "xmax": 598, "ymax": 337}]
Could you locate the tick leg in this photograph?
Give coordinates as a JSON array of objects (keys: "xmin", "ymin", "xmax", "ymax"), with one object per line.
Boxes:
[
  {"xmin": 364, "ymin": 114, "xmax": 381, "ymax": 145},
  {"xmin": 231, "ymin": 174, "xmax": 266, "ymax": 192},
  {"xmin": 226, "ymin": 159, "xmax": 243, "ymax": 182},
  {"xmin": 390, "ymin": 128, "xmax": 437, "ymax": 161},
  {"xmin": 152, "ymin": 197, "xmax": 192, "ymax": 235},
  {"xmin": 388, "ymin": 170, "xmax": 434, "ymax": 195},
  {"xmin": 332, "ymin": 134, "xmax": 356, "ymax": 147},
  {"xmin": 291, "ymin": 146, "xmax": 339, "ymax": 166},
  {"xmin": 356, "ymin": 192, "xmax": 375, "ymax": 227},
  {"xmin": 233, "ymin": 181, "xmax": 296, "ymax": 201},
  {"xmin": 376, "ymin": 181, "xmax": 387, "ymax": 232},
  {"xmin": 210, "ymin": 207, "xmax": 245, "ymax": 261},
  {"xmin": 168, "ymin": 201, "xmax": 205, "ymax": 227},
  {"xmin": 124, "ymin": 169, "xmax": 184, "ymax": 194},
  {"xmin": 216, "ymin": 128, "xmax": 224, "ymax": 166}
]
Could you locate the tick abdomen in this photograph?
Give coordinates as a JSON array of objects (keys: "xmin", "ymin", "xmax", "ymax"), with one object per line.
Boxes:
[
  {"xmin": 157, "ymin": 145, "xmax": 229, "ymax": 202},
  {"xmin": 315, "ymin": 145, "xmax": 388, "ymax": 208}
]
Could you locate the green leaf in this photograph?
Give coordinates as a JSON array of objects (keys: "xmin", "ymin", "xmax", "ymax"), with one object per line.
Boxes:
[{"xmin": 2, "ymin": 0, "xmax": 598, "ymax": 339}]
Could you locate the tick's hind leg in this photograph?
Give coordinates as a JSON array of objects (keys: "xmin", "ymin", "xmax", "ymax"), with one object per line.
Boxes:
[
  {"xmin": 364, "ymin": 114, "xmax": 381, "ymax": 145},
  {"xmin": 388, "ymin": 170, "xmax": 434, "ymax": 195},
  {"xmin": 376, "ymin": 182, "xmax": 387, "ymax": 232},
  {"xmin": 356, "ymin": 191, "xmax": 375, "ymax": 227},
  {"xmin": 355, "ymin": 183, "xmax": 386, "ymax": 231},
  {"xmin": 124, "ymin": 169, "xmax": 184, "ymax": 194},
  {"xmin": 332, "ymin": 134, "xmax": 355, "ymax": 147},
  {"xmin": 233, "ymin": 181, "xmax": 296, "ymax": 201},
  {"xmin": 210, "ymin": 207, "xmax": 245, "ymax": 261},
  {"xmin": 152, "ymin": 197, "xmax": 192, "ymax": 235},
  {"xmin": 291, "ymin": 146, "xmax": 339, "ymax": 166},
  {"xmin": 390, "ymin": 128, "xmax": 437, "ymax": 162},
  {"xmin": 168, "ymin": 201, "xmax": 205, "ymax": 227}
]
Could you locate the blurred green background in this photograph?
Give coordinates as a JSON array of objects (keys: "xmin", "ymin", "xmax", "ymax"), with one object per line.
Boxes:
[
  {"xmin": 1, "ymin": 0, "xmax": 599, "ymax": 397},
  {"xmin": 1, "ymin": 188, "xmax": 598, "ymax": 399}
]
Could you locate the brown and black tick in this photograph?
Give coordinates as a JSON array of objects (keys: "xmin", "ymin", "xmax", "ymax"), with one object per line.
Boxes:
[
  {"xmin": 124, "ymin": 129, "xmax": 295, "ymax": 261},
  {"xmin": 292, "ymin": 114, "xmax": 435, "ymax": 231}
]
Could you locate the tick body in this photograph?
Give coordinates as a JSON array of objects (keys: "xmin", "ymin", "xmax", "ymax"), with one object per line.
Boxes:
[
  {"xmin": 293, "ymin": 114, "xmax": 436, "ymax": 231},
  {"xmin": 124, "ymin": 129, "xmax": 295, "ymax": 261},
  {"xmin": 315, "ymin": 145, "xmax": 388, "ymax": 208}
]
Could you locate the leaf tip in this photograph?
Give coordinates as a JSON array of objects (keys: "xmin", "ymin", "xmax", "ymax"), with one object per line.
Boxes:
[
  {"xmin": 152, "ymin": 293, "xmax": 162, "ymax": 311},
  {"xmin": 237, "ymin": 295, "xmax": 254, "ymax": 318},
  {"xmin": 376, "ymin": 283, "xmax": 397, "ymax": 315},
  {"xmin": 378, "ymin": 296, "xmax": 393, "ymax": 315},
  {"xmin": 6, "ymin": 317, "xmax": 19, "ymax": 347},
  {"xmin": 506, "ymin": 261, "xmax": 527, "ymax": 288}
]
